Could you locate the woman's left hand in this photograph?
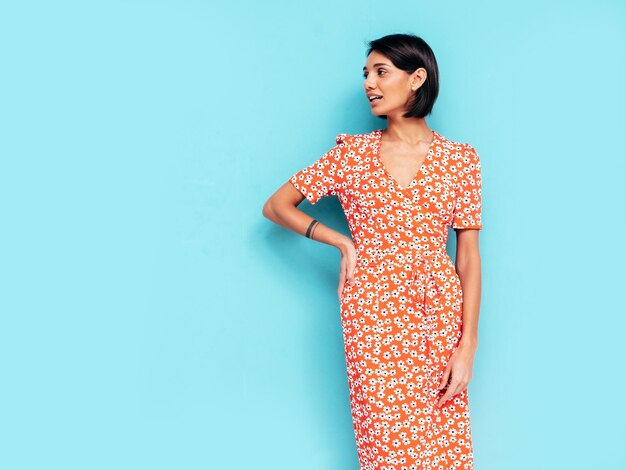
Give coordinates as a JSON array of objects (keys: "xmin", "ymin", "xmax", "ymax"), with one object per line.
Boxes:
[{"xmin": 436, "ymin": 342, "xmax": 476, "ymax": 408}]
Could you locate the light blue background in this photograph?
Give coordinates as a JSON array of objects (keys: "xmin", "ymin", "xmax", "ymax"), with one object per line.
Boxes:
[{"xmin": 1, "ymin": 1, "xmax": 625, "ymax": 469}]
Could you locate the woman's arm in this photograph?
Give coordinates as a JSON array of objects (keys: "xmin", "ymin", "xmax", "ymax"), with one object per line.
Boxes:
[
  {"xmin": 262, "ymin": 181, "xmax": 352, "ymax": 250},
  {"xmin": 454, "ymin": 228, "xmax": 482, "ymax": 352},
  {"xmin": 262, "ymin": 182, "xmax": 357, "ymax": 297},
  {"xmin": 436, "ymin": 228, "xmax": 481, "ymax": 407}
]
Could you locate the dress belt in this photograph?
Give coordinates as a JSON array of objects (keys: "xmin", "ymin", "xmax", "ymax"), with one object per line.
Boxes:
[{"xmin": 356, "ymin": 245, "xmax": 447, "ymax": 268}]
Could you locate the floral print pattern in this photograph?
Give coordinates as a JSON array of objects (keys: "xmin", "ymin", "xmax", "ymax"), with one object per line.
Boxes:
[{"xmin": 289, "ymin": 129, "xmax": 482, "ymax": 469}]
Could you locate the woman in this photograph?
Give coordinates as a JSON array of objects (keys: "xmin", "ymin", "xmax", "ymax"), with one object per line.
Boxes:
[{"xmin": 262, "ymin": 33, "xmax": 482, "ymax": 470}]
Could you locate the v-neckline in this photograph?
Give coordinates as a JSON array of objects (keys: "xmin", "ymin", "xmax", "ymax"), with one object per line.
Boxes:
[{"xmin": 373, "ymin": 128, "xmax": 439, "ymax": 192}]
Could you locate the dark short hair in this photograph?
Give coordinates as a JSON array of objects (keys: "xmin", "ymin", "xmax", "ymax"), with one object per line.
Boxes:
[{"xmin": 365, "ymin": 33, "xmax": 440, "ymax": 119}]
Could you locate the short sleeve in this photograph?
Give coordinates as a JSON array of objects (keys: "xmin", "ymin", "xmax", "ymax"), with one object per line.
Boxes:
[
  {"xmin": 288, "ymin": 133, "xmax": 350, "ymax": 205},
  {"xmin": 451, "ymin": 143, "xmax": 483, "ymax": 230}
]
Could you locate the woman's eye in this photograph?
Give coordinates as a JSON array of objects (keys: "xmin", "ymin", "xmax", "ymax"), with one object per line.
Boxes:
[{"xmin": 378, "ymin": 70, "xmax": 386, "ymax": 75}]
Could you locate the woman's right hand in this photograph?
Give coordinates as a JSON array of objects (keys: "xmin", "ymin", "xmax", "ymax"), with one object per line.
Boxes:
[{"xmin": 337, "ymin": 237, "xmax": 357, "ymax": 302}]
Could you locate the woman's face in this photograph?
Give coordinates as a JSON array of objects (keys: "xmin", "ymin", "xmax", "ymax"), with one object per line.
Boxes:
[{"xmin": 362, "ymin": 50, "xmax": 425, "ymax": 117}]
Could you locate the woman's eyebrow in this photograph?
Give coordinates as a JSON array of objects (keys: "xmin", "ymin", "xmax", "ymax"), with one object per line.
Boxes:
[{"xmin": 362, "ymin": 63, "xmax": 389, "ymax": 71}]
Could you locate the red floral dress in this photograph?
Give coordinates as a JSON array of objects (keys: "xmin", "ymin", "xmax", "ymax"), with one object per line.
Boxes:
[{"xmin": 289, "ymin": 128, "xmax": 482, "ymax": 470}]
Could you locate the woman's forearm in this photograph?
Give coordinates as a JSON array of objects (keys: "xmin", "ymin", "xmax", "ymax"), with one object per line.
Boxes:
[
  {"xmin": 455, "ymin": 251, "xmax": 482, "ymax": 350},
  {"xmin": 263, "ymin": 200, "xmax": 351, "ymax": 252}
]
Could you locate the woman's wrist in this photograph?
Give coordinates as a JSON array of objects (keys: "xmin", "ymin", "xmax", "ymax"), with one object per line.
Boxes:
[
  {"xmin": 334, "ymin": 234, "xmax": 354, "ymax": 253},
  {"xmin": 459, "ymin": 336, "xmax": 478, "ymax": 352}
]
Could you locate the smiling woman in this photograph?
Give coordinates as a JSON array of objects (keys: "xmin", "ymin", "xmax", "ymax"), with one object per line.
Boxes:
[{"xmin": 263, "ymin": 33, "xmax": 483, "ymax": 470}]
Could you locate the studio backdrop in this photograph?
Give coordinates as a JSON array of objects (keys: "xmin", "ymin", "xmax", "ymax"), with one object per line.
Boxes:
[{"xmin": 1, "ymin": 1, "xmax": 625, "ymax": 469}]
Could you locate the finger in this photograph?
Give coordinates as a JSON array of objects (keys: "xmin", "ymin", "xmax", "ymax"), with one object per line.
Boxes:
[
  {"xmin": 339, "ymin": 260, "xmax": 347, "ymax": 283},
  {"xmin": 437, "ymin": 392, "xmax": 450, "ymax": 408},
  {"xmin": 348, "ymin": 262, "xmax": 356, "ymax": 284},
  {"xmin": 344, "ymin": 264, "xmax": 353, "ymax": 285},
  {"xmin": 447, "ymin": 379, "xmax": 467, "ymax": 402},
  {"xmin": 438, "ymin": 367, "xmax": 451, "ymax": 390},
  {"xmin": 437, "ymin": 380, "xmax": 460, "ymax": 407},
  {"xmin": 338, "ymin": 271, "xmax": 346, "ymax": 301},
  {"xmin": 448, "ymin": 383, "xmax": 462, "ymax": 401},
  {"xmin": 438, "ymin": 389, "xmax": 454, "ymax": 407}
]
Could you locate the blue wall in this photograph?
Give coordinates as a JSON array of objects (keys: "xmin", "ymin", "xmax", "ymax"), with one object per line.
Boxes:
[{"xmin": 2, "ymin": 0, "xmax": 625, "ymax": 468}]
